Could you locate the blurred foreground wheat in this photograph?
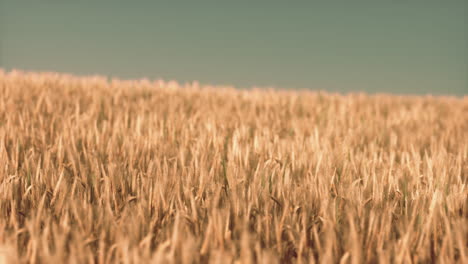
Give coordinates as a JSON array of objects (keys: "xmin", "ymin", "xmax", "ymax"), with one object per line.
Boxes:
[{"xmin": 0, "ymin": 70, "xmax": 467, "ymax": 263}]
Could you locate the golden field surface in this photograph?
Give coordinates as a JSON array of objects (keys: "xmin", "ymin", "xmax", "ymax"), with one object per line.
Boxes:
[{"xmin": 0, "ymin": 70, "xmax": 467, "ymax": 263}]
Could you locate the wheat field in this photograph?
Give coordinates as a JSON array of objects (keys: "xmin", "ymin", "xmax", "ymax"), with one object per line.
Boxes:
[{"xmin": 0, "ymin": 70, "xmax": 467, "ymax": 263}]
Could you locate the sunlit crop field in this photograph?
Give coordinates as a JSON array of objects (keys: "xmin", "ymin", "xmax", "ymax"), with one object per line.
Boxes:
[{"xmin": 0, "ymin": 70, "xmax": 467, "ymax": 263}]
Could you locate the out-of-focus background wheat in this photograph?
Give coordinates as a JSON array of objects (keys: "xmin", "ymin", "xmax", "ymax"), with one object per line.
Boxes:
[{"xmin": 0, "ymin": 70, "xmax": 466, "ymax": 263}]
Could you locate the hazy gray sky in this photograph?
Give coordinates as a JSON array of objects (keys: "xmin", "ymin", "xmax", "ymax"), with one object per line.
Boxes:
[{"xmin": 1, "ymin": 1, "xmax": 467, "ymax": 95}]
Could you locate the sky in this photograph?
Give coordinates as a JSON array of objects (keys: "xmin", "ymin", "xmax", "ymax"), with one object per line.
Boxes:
[{"xmin": 0, "ymin": 1, "xmax": 467, "ymax": 95}]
